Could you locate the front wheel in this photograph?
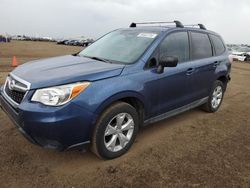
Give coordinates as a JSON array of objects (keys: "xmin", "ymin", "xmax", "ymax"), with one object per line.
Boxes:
[
  {"xmin": 202, "ymin": 80, "xmax": 225, "ymax": 113},
  {"xmin": 91, "ymin": 102, "xmax": 139, "ymax": 159}
]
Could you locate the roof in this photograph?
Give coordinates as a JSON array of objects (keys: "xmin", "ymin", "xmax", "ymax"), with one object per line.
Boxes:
[
  {"xmin": 125, "ymin": 21, "xmax": 219, "ymax": 36},
  {"xmin": 120, "ymin": 26, "xmax": 219, "ymax": 36}
]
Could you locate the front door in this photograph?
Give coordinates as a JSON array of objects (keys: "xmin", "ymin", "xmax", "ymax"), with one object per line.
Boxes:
[{"xmin": 143, "ymin": 31, "xmax": 195, "ymax": 118}]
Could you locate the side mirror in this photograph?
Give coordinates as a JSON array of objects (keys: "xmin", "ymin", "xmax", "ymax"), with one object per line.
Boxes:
[{"xmin": 157, "ymin": 56, "xmax": 178, "ymax": 73}]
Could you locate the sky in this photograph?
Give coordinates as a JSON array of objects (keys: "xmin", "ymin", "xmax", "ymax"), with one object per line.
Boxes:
[{"xmin": 0, "ymin": 0, "xmax": 250, "ymax": 44}]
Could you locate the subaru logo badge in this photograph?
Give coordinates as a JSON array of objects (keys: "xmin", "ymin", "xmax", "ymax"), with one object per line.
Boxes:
[{"xmin": 9, "ymin": 79, "xmax": 16, "ymax": 90}]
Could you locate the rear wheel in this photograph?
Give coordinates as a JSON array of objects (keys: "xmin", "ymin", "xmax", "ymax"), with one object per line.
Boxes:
[
  {"xmin": 202, "ymin": 80, "xmax": 225, "ymax": 113},
  {"xmin": 91, "ymin": 102, "xmax": 139, "ymax": 159}
]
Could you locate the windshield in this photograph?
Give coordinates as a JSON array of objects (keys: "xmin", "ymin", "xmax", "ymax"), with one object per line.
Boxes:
[
  {"xmin": 239, "ymin": 48, "xmax": 250, "ymax": 53},
  {"xmin": 79, "ymin": 29, "xmax": 160, "ymax": 64},
  {"xmin": 232, "ymin": 47, "xmax": 250, "ymax": 53}
]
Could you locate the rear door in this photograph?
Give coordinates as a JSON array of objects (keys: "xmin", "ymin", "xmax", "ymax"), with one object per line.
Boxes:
[{"xmin": 188, "ymin": 31, "xmax": 215, "ymax": 100}]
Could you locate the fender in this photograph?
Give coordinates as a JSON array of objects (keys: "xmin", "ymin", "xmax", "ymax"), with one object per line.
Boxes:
[
  {"xmin": 94, "ymin": 90, "xmax": 147, "ymax": 115},
  {"xmin": 214, "ymin": 60, "xmax": 230, "ymax": 81}
]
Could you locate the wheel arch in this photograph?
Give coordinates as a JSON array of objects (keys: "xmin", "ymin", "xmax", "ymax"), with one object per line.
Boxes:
[
  {"xmin": 94, "ymin": 91, "xmax": 146, "ymax": 127},
  {"xmin": 216, "ymin": 75, "xmax": 228, "ymax": 91},
  {"xmin": 217, "ymin": 75, "xmax": 227, "ymax": 84}
]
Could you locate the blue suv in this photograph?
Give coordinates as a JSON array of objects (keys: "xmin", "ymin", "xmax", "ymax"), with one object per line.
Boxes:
[{"xmin": 0, "ymin": 21, "xmax": 231, "ymax": 159}]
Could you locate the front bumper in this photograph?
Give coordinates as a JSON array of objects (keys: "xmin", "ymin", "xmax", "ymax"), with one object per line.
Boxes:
[{"xmin": 0, "ymin": 87, "xmax": 97, "ymax": 151}]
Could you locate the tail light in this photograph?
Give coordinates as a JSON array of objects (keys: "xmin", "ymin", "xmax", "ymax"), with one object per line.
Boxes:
[{"xmin": 228, "ymin": 55, "xmax": 233, "ymax": 64}]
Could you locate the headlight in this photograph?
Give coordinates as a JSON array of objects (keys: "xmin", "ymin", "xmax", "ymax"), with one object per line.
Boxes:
[{"xmin": 31, "ymin": 82, "xmax": 90, "ymax": 106}]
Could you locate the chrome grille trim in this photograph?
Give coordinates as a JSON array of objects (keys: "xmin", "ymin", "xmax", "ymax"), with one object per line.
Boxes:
[
  {"xmin": 9, "ymin": 73, "xmax": 31, "ymax": 91},
  {"xmin": 2, "ymin": 74, "xmax": 31, "ymax": 108}
]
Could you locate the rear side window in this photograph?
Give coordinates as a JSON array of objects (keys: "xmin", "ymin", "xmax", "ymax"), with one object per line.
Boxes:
[
  {"xmin": 160, "ymin": 32, "xmax": 189, "ymax": 63},
  {"xmin": 210, "ymin": 34, "xmax": 225, "ymax": 56},
  {"xmin": 191, "ymin": 32, "xmax": 212, "ymax": 60}
]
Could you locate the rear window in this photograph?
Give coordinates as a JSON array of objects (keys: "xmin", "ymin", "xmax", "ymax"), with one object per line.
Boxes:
[
  {"xmin": 210, "ymin": 34, "xmax": 225, "ymax": 56},
  {"xmin": 191, "ymin": 32, "xmax": 212, "ymax": 60}
]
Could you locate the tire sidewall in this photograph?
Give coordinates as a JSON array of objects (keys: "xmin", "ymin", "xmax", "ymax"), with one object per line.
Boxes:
[{"xmin": 94, "ymin": 103, "xmax": 139, "ymax": 159}]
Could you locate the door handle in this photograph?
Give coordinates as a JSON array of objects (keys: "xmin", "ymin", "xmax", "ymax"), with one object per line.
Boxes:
[
  {"xmin": 186, "ymin": 68, "xmax": 195, "ymax": 75},
  {"xmin": 213, "ymin": 61, "xmax": 220, "ymax": 67}
]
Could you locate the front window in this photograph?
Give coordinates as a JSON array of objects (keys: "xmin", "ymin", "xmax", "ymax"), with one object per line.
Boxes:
[
  {"xmin": 160, "ymin": 32, "xmax": 190, "ymax": 63},
  {"xmin": 79, "ymin": 30, "xmax": 160, "ymax": 64}
]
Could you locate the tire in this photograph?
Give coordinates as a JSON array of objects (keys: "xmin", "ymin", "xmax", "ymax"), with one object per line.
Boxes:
[
  {"xmin": 202, "ymin": 80, "xmax": 225, "ymax": 113},
  {"xmin": 91, "ymin": 102, "xmax": 139, "ymax": 159},
  {"xmin": 245, "ymin": 56, "xmax": 250, "ymax": 62}
]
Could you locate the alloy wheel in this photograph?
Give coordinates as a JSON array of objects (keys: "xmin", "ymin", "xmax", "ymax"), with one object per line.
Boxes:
[
  {"xmin": 104, "ymin": 113, "xmax": 134, "ymax": 152},
  {"xmin": 211, "ymin": 85, "xmax": 223, "ymax": 109}
]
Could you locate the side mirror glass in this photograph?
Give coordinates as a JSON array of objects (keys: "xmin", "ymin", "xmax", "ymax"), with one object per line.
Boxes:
[{"xmin": 157, "ymin": 56, "xmax": 178, "ymax": 73}]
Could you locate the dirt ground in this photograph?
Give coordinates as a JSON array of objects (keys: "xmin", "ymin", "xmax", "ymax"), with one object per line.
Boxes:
[{"xmin": 0, "ymin": 41, "xmax": 250, "ymax": 188}]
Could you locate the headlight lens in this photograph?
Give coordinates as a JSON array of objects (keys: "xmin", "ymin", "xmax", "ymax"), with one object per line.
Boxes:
[{"xmin": 31, "ymin": 82, "xmax": 90, "ymax": 106}]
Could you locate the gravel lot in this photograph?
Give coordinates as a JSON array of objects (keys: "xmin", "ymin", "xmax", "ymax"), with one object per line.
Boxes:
[{"xmin": 0, "ymin": 41, "xmax": 250, "ymax": 188}]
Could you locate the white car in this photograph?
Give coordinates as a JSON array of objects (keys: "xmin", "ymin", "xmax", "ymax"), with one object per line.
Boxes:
[{"xmin": 230, "ymin": 48, "xmax": 250, "ymax": 62}]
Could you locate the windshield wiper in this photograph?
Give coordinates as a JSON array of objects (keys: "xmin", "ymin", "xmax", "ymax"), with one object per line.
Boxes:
[{"xmin": 85, "ymin": 56, "xmax": 113, "ymax": 64}]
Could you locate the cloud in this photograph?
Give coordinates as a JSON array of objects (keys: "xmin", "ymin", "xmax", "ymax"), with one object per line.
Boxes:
[{"xmin": 0, "ymin": 0, "xmax": 250, "ymax": 43}]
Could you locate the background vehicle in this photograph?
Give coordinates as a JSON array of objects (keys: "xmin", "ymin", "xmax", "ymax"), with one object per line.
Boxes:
[
  {"xmin": 0, "ymin": 21, "xmax": 231, "ymax": 159},
  {"xmin": 230, "ymin": 47, "xmax": 250, "ymax": 61},
  {"xmin": 56, "ymin": 38, "xmax": 94, "ymax": 46},
  {"xmin": 56, "ymin": 39, "xmax": 69, "ymax": 45}
]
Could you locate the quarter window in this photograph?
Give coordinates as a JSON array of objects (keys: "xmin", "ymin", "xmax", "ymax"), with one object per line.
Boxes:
[
  {"xmin": 210, "ymin": 34, "xmax": 225, "ymax": 56},
  {"xmin": 191, "ymin": 32, "xmax": 212, "ymax": 60},
  {"xmin": 160, "ymin": 32, "xmax": 189, "ymax": 63}
]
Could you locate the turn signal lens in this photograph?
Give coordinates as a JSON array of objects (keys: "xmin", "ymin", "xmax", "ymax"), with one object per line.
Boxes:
[{"xmin": 70, "ymin": 82, "xmax": 90, "ymax": 99}]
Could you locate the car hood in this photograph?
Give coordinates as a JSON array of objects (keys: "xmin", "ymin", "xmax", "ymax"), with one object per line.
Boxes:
[{"xmin": 12, "ymin": 55, "xmax": 125, "ymax": 89}]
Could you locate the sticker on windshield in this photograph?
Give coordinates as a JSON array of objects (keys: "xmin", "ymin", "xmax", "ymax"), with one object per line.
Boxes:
[{"xmin": 137, "ymin": 33, "xmax": 157, "ymax": 38}]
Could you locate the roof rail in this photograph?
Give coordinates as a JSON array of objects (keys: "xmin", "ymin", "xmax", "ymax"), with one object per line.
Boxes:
[
  {"xmin": 129, "ymin": 20, "xmax": 184, "ymax": 28},
  {"xmin": 184, "ymin": 24, "xmax": 206, "ymax": 30}
]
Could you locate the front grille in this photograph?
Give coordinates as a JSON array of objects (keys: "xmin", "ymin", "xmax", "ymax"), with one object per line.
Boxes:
[
  {"xmin": 5, "ymin": 84, "xmax": 26, "ymax": 104},
  {"xmin": 3, "ymin": 75, "xmax": 29, "ymax": 105}
]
